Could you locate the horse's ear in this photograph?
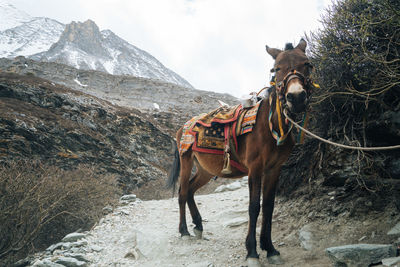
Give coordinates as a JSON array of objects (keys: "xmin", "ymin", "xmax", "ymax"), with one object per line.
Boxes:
[
  {"xmin": 265, "ymin": 45, "xmax": 282, "ymax": 59},
  {"xmin": 295, "ymin": 38, "xmax": 307, "ymax": 52}
]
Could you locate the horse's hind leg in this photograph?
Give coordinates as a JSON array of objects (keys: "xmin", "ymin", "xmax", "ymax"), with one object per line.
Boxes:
[
  {"xmin": 178, "ymin": 152, "xmax": 194, "ymax": 237},
  {"xmin": 187, "ymin": 166, "xmax": 212, "ymax": 239}
]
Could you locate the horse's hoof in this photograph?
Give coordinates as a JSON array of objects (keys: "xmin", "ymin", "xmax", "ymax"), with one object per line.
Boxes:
[
  {"xmin": 193, "ymin": 227, "xmax": 203, "ymax": 239},
  {"xmin": 247, "ymin": 257, "xmax": 262, "ymax": 267},
  {"xmin": 267, "ymin": 255, "xmax": 284, "ymax": 265}
]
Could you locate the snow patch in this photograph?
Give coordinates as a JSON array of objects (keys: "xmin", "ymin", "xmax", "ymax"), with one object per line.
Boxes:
[{"xmin": 74, "ymin": 78, "xmax": 87, "ymax": 87}]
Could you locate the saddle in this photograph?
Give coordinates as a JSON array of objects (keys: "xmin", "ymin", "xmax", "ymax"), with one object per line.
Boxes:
[{"xmin": 179, "ymin": 102, "xmax": 261, "ymax": 174}]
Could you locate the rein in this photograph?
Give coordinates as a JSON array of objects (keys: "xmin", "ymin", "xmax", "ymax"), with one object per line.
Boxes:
[{"xmin": 283, "ymin": 109, "xmax": 400, "ymax": 151}]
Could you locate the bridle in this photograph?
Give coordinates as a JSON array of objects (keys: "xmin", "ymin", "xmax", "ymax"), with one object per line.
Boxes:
[
  {"xmin": 267, "ymin": 69, "xmax": 317, "ymax": 146},
  {"xmin": 273, "ymin": 70, "xmax": 314, "ymax": 104}
]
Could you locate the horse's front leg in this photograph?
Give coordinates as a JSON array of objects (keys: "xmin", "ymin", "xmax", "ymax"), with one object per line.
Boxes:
[
  {"xmin": 245, "ymin": 170, "xmax": 262, "ymax": 267},
  {"xmin": 260, "ymin": 168, "xmax": 284, "ymax": 265}
]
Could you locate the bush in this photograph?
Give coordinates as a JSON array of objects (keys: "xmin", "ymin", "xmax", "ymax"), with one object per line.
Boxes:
[
  {"xmin": 0, "ymin": 161, "xmax": 120, "ymax": 265},
  {"xmin": 280, "ymin": 0, "xmax": 400, "ymax": 195}
]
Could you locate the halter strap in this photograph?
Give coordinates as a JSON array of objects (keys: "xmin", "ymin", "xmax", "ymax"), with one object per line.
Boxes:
[{"xmin": 268, "ymin": 93, "xmax": 293, "ymax": 145}]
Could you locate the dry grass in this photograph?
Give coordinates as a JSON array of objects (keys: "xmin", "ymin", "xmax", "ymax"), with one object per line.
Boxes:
[{"xmin": 0, "ymin": 160, "xmax": 120, "ymax": 266}]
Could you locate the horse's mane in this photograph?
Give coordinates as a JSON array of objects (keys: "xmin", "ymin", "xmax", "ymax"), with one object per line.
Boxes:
[{"xmin": 285, "ymin": 43, "xmax": 294, "ymax": 50}]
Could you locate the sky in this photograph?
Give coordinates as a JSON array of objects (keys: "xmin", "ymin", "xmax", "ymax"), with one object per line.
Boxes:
[{"xmin": 11, "ymin": 0, "xmax": 331, "ymax": 97}]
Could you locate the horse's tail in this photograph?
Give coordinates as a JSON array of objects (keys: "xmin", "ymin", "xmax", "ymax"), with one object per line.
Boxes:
[{"xmin": 166, "ymin": 141, "xmax": 180, "ymax": 196}]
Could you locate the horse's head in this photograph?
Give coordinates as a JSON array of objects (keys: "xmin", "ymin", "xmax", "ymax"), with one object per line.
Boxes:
[{"xmin": 266, "ymin": 39, "xmax": 313, "ymax": 113}]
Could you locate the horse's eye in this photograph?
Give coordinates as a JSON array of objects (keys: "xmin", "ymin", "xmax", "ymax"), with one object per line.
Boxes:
[
  {"xmin": 270, "ymin": 67, "xmax": 280, "ymax": 73},
  {"xmin": 305, "ymin": 62, "xmax": 313, "ymax": 69}
]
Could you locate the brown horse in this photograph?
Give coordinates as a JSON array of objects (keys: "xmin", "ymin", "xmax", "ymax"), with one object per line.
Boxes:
[{"xmin": 167, "ymin": 39, "xmax": 314, "ymax": 267}]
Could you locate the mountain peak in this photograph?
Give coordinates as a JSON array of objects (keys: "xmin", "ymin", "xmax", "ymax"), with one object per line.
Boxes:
[{"xmin": 0, "ymin": 0, "xmax": 32, "ymax": 31}]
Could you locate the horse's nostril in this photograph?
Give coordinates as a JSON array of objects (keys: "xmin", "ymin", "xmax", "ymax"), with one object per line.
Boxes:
[
  {"xmin": 286, "ymin": 93, "xmax": 294, "ymax": 102},
  {"xmin": 299, "ymin": 91, "xmax": 306, "ymax": 101}
]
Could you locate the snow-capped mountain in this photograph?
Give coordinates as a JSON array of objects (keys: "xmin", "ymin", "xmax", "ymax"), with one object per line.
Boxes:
[
  {"xmin": 0, "ymin": 0, "xmax": 32, "ymax": 31},
  {"xmin": 0, "ymin": 17, "xmax": 64, "ymax": 58},
  {"xmin": 0, "ymin": 1, "xmax": 193, "ymax": 88},
  {"xmin": 31, "ymin": 20, "xmax": 193, "ymax": 88}
]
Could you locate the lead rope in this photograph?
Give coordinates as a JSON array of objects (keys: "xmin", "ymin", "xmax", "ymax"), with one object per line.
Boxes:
[{"xmin": 283, "ymin": 109, "xmax": 400, "ymax": 151}]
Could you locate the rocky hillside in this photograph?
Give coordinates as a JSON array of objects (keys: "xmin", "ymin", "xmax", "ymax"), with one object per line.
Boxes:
[
  {"xmin": 0, "ymin": 72, "xmax": 173, "ymax": 192},
  {"xmin": 0, "ymin": 1, "xmax": 192, "ymax": 88},
  {"xmin": 0, "ymin": 57, "xmax": 238, "ymax": 131}
]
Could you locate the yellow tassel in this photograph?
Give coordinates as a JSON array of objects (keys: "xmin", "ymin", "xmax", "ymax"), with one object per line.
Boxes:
[
  {"xmin": 313, "ymin": 82, "xmax": 320, "ymax": 88},
  {"xmin": 276, "ymin": 96, "xmax": 284, "ymax": 137}
]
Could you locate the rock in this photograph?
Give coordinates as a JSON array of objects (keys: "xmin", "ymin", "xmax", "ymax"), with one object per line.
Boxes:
[
  {"xmin": 12, "ymin": 256, "xmax": 33, "ymax": 267},
  {"xmin": 54, "ymin": 256, "xmax": 87, "ymax": 267},
  {"xmin": 299, "ymin": 224, "xmax": 316, "ymax": 251},
  {"xmin": 102, "ymin": 206, "xmax": 113, "ymax": 215},
  {"xmin": 226, "ymin": 181, "xmax": 242, "ymax": 191},
  {"xmin": 124, "ymin": 247, "xmax": 144, "ymax": 260},
  {"xmin": 62, "ymin": 233, "xmax": 86, "ymax": 242},
  {"xmin": 387, "ymin": 222, "xmax": 400, "ymax": 235},
  {"xmin": 32, "ymin": 259, "xmax": 64, "ymax": 267},
  {"xmin": 214, "ymin": 185, "xmax": 228, "ymax": 193},
  {"xmin": 46, "ymin": 242, "xmax": 71, "ymax": 253},
  {"xmin": 215, "ymin": 181, "xmax": 242, "ymax": 193},
  {"xmin": 90, "ymin": 245, "xmax": 103, "ymax": 252},
  {"xmin": 223, "ymin": 217, "xmax": 248, "ymax": 227},
  {"xmin": 63, "ymin": 253, "xmax": 90, "ymax": 262},
  {"xmin": 119, "ymin": 194, "xmax": 137, "ymax": 203},
  {"xmin": 325, "ymin": 244, "xmax": 397, "ymax": 267},
  {"xmin": 382, "ymin": 256, "xmax": 400, "ymax": 266},
  {"xmin": 70, "ymin": 240, "xmax": 88, "ymax": 247}
]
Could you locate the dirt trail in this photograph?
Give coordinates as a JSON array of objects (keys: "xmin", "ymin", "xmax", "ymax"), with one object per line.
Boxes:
[{"xmin": 85, "ymin": 184, "xmax": 334, "ymax": 267}]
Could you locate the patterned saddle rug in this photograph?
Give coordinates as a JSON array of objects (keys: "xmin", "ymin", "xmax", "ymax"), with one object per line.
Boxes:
[{"xmin": 179, "ymin": 101, "xmax": 261, "ymax": 155}]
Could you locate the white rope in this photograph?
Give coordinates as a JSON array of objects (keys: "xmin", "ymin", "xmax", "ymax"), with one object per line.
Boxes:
[{"xmin": 283, "ymin": 109, "xmax": 400, "ymax": 151}]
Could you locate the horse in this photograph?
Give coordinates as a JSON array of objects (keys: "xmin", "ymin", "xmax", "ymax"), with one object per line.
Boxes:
[{"xmin": 167, "ymin": 39, "xmax": 315, "ymax": 267}]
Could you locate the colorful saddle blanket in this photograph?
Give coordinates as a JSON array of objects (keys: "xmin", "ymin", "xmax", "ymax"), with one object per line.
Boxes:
[{"xmin": 179, "ymin": 101, "xmax": 261, "ymax": 155}]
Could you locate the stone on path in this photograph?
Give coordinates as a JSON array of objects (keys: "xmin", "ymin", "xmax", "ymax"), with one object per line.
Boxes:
[
  {"xmin": 382, "ymin": 256, "xmax": 400, "ymax": 267},
  {"xmin": 223, "ymin": 217, "xmax": 248, "ymax": 227},
  {"xmin": 119, "ymin": 194, "xmax": 137, "ymax": 203},
  {"xmin": 32, "ymin": 259, "xmax": 65, "ymax": 267},
  {"xmin": 55, "ymin": 256, "xmax": 87, "ymax": 267},
  {"xmin": 299, "ymin": 224, "xmax": 318, "ymax": 251},
  {"xmin": 62, "ymin": 233, "xmax": 86, "ymax": 242},
  {"xmin": 215, "ymin": 181, "xmax": 242, "ymax": 193},
  {"xmin": 325, "ymin": 244, "xmax": 397, "ymax": 267},
  {"xmin": 387, "ymin": 222, "xmax": 400, "ymax": 235}
]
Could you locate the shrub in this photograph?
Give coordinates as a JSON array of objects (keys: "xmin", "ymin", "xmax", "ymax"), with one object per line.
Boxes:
[
  {"xmin": 280, "ymin": 0, "xmax": 400, "ymax": 195},
  {"xmin": 0, "ymin": 161, "xmax": 120, "ymax": 265}
]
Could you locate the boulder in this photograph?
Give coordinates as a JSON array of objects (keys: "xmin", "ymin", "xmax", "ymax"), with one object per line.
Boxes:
[
  {"xmin": 54, "ymin": 256, "xmax": 87, "ymax": 267},
  {"xmin": 387, "ymin": 222, "xmax": 400, "ymax": 235},
  {"xmin": 119, "ymin": 194, "xmax": 137, "ymax": 203},
  {"xmin": 325, "ymin": 244, "xmax": 397, "ymax": 267},
  {"xmin": 382, "ymin": 256, "xmax": 400, "ymax": 267},
  {"xmin": 32, "ymin": 259, "xmax": 64, "ymax": 267},
  {"xmin": 62, "ymin": 233, "xmax": 86, "ymax": 242},
  {"xmin": 299, "ymin": 225, "xmax": 314, "ymax": 251}
]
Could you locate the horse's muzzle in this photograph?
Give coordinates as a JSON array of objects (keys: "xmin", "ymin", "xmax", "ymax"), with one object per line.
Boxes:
[{"xmin": 286, "ymin": 90, "xmax": 307, "ymax": 113}]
